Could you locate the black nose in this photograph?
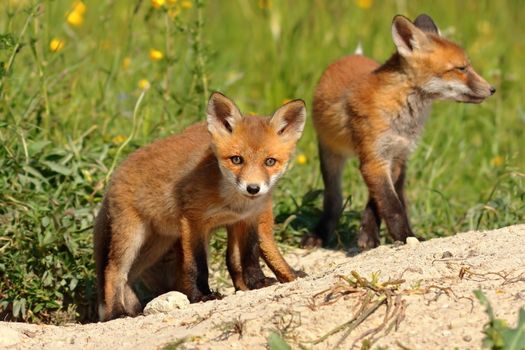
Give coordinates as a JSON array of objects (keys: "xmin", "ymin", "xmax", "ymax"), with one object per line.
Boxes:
[
  {"xmin": 489, "ymin": 86, "xmax": 496, "ymax": 95},
  {"xmin": 246, "ymin": 184, "xmax": 260, "ymax": 195}
]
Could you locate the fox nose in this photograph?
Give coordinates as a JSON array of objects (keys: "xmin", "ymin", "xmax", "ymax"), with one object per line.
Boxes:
[
  {"xmin": 246, "ymin": 184, "xmax": 260, "ymax": 195},
  {"xmin": 489, "ymin": 86, "xmax": 496, "ymax": 95}
]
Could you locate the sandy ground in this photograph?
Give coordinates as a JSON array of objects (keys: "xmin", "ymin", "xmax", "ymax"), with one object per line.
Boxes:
[{"xmin": 1, "ymin": 224, "xmax": 525, "ymax": 349}]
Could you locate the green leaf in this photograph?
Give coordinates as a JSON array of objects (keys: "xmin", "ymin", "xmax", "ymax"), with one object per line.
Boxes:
[
  {"xmin": 28, "ymin": 141, "xmax": 52, "ymax": 155},
  {"xmin": 475, "ymin": 289, "xmax": 495, "ymax": 320},
  {"xmin": 12, "ymin": 299, "xmax": 21, "ymax": 318},
  {"xmin": 267, "ymin": 332, "xmax": 291, "ymax": 350},
  {"xmin": 501, "ymin": 308, "xmax": 525, "ymax": 350},
  {"xmin": 69, "ymin": 278, "xmax": 78, "ymax": 291},
  {"xmin": 0, "ymin": 33, "xmax": 16, "ymax": 50},
  {"xmin": 40, "ymin": 160, "xmax": 73, "ymax": 176}
]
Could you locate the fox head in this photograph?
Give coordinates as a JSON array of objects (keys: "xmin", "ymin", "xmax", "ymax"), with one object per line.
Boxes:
[
  {"xmin": 206, "ymin": 92, "xmax": 306, "ymax": 198},
  {"xmin": 391, "ymin": 14, "xmax": 496, "ymax": 103}
]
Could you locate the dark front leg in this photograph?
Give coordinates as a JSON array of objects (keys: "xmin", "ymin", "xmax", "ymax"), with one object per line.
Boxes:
[
  {"xmin": 360, "ymin": 161, "xmax": 413, "ymax": 244},
  {"xmin": 357, "ymin": 198, "xmax": 381, "ymax": 250},
  {"xmin": 227, "ymin": 222, "xmax": 277, "ymax": 291},
  {"xmin": 240, "ymin": 225, "xmax": 277, "ymax": 289},
  {"xmin": 177, "ymin": 225, "xmax": 217, "ymax": 303},
  {"xmin": 304, "ymin": 142, "xmax": 347, "ymax": 247}
]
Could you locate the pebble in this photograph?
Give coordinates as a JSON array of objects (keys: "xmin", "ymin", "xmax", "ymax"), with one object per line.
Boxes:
[
  {"xmin": 406, "ymin": 237, "xmax": 420, "ymax": 247},
  {"xmin": 441, "ymin": 251, "xmax": 453, "ymax": 258},
  {"xmin": 143, "ymin": 291, "xmax": 190, "ymax": 315}
]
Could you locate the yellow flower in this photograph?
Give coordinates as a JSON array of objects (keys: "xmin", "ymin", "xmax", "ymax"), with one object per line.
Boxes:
[
  {"xmin": 296, "ymin": 153, "xmax": 307, "ymax": 165},
  {"xmin": 168, "ymin": 6, "xmax": 180, "ymax": 18},
  {"xmin": 81, "ymin": 169, "xmax": 93, "ymax": 183},
  {"xmin": 258, "ymin": 0, "xmax": 271, "ymax": 9},
  {"xmin": 112, "ymin": 135, "xmax": 127, "ymax": 145},
  {"xmin": 166, "ymin": 0, "xmax": 177, "ymax": 4},
  {"xmin": 149, "ymin": 48, "xmax": 164, "ymax": 61},
  {"xmin": 355, "ymin": 0, "xmax": 372, "ymax": 9},
  {"xmin": 67, "ymin": 10, "xmax": 84, "ymax": 26},
  {"xmin": 181, "ymin": 0, "xmax": 192, "ymax": 9},
  {"xmin": 138, "ymin": 79, "xmax": 151, "ymax": 90},
  {"xmin": 72, "ymin": 1, "xmax": 86, "ymax": 15},
  {"xmin": 49, "ymin": 38, "xmax": 65, "ymax": 52},
  {"xmin": 151, "ymin": 0, "xmax": 165, "ymax": 8},
  {"xmin": 490, "ymin": 155, "xmax": 504, "ymax": 167},
  {"xmin": 122, "ymin": 57, "xmax": 131, "ymax": 70}
]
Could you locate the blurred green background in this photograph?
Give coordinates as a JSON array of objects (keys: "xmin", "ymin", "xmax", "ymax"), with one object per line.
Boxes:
[{"xmin": 0, "ymin": 0, "xmax": 523, "ymax": 323}]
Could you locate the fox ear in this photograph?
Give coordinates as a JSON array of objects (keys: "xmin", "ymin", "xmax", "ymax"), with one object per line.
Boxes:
[
  {"xmin": 270, "ymin": 99, "xmax": 306, "ymax": 142},
  {"xmin": 392, "ymin": 15, "xmax": 429, "ymax": 57},
  {"xmin": 414, "ymin": 14, "xmax": 440, "ymax": 35},
  {"xmin": 207, "ymin": 92, "xmax": 243, "ymax": 135}
]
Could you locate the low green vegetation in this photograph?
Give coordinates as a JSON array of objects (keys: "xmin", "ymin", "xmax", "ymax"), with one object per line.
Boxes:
[
  {"xmin": 1, "ymin": 0, "xmax": 523, "ymax": 323},
  {"xmin": 475, "ymin": 290, "xmax": 525, "ymax": 350}
]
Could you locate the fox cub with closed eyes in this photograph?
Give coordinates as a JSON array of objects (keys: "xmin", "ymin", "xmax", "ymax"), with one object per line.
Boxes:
[
  {"xmin": 95, "ymin": 92, "xmax": 306, "ymax": 321},
  {"xmin": 304, "ymin": 14, "xmax": 495, "ymax": 249}
]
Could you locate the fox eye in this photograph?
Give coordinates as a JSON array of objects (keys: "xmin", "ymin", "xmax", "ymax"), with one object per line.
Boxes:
[
  {"xmin": 456, "ymin": 66, "xmax": 468, "ymax": 72},
  {"xmin": 230, "ymin": 156, "xmax": 243, "ymax": 165},
  {"xmin": 265, "ymin": 158, "xmax": 277, "ymax": 167}
]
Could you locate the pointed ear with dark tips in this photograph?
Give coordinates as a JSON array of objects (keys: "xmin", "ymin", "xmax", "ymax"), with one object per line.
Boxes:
[
  {"xmin": 207, "ymin": 92, "xmax": 243, "ymax": 136},
  {"xmin": 414, "ymin": 14, "xmax": 440, "ymax": 35},
  {"xmin": 270, "ymin": 99, "xmax": 306, "ymax": 142},
  {"xmin": 392, "ymin": 15, "xmax": 429, "ymax": 57}
]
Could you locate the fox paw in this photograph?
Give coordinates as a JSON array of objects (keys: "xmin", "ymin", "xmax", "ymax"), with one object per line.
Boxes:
[
  {"xmin": 301, "ymin": 234, "xmax": 323, "ymax": 249},
  {"xmin": 294, "ymin": 269, "xmax": 308, "ymax": 278},
  {"xmin": 247, "ymin": 277, "xmax": 278, "ymax": 290},
  {"xmin": 357, "ymin": 232, "xmax": 380, "ymax": 251},
  {"xmin": 194, "ymin": 292, "xmax": 222, "ymax": 303}
]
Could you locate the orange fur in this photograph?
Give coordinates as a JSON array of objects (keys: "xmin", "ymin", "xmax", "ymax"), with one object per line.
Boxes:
[
  {"xmin": 306, "ymin": 14, "xmax": 495, "ymax": 249},
  {"xmin": 95, "ymin": 93, "xmax": 306, "ymax": 321}
]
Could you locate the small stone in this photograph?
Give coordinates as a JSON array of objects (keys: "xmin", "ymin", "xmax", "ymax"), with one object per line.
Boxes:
[
  {"xmin": 406, "ymin": 237, "xmax": 420, "ymax": 247},
  {"xmin": 0, "ymin": 327, "xmax": 21, "ymax": 347},
  {"xmin": 143, "ymin": 291, "xmax": 190, "ymax": 315},
  {"xmin": 463, "ymin": 335, "xmax": 472, "ymax": 342},
  {"xmin": 441, "ymin": 251, "xmax": 453, "ymax": 258}
]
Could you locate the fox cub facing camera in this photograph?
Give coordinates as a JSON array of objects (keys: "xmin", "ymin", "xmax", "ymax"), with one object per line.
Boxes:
[
  {"xmin": 305, "ymin": 14, "xmax": 495, "ymax": 249},
  {"xmin": 95, "ymin": 92, "xmax": 306, "ymax": 321}
]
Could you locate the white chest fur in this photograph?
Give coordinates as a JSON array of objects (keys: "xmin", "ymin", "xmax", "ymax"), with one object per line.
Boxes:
[{"xmin": 376, "ymin": 92, "xmax": 431, "ymax": 160}]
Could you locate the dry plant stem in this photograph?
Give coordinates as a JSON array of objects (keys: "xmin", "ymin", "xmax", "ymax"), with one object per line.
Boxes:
[
  {"xmin": 312, "ymin": 292, "xmax": 387, "ymax": 345},
  {"xmin": 0, "ymin": 5, "xmax": 37, "ymax": 95},
  {"xmin": 105, "ymin": 90, "xmax": 146, "ymax": 183},
  {"xmin": 333, "ymin": 294, "xmax": 388, "ymax": 349},
  {"xmin": 195, "ymin": 0, "xmax": 209, "ymax": 112}
]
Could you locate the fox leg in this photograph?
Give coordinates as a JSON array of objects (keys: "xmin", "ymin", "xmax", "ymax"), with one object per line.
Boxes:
[
  {"xmin": 357, "ymin": 198, "xmax": 381, "ymax": 250},
  {"xmin": 176, "ymin": 220, "xmax": 217, "ymax": 302},
  {"xmin": 392, "ymin": 160, "xmax": 408, "ymax": 209},
  {"xmin": 102, "ymin": 215, "xmax": 146, "ymax": 321},
  {"xmin": 257, "ymin": 205, "xmax": 300, "ymax": 283},
  {"xmin": 227, "ymin": 222, "xmax": 276, "ymax": 291},
  {"xmin": 130, "ymin": 233, "xmax": 177, "ymax": 297},
  {"xmin": 360, "ymin": 160, "xmax": 413, "ymax": 245},
  {"xmin": 304, "ymin": 142, "xmax": 347, "ymax": 247}
]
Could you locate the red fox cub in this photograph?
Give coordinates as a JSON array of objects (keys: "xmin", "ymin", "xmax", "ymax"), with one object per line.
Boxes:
[
  {"xmin": 304, "ymin": 14, "xmax": 495, "ymax": 249},
  {"xmin": 95, "ymin": 92, "xmax": 306, "ymax": 321}
]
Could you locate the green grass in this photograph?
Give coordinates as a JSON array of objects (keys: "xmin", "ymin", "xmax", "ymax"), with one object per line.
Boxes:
[{"xmin": 0, "ymin": 0, "xmax": 523, "ymax": 323}]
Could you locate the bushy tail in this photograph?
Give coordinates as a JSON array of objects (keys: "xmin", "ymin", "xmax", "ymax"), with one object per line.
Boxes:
[{"xmin": 93, "ymin": 196, "xmax": 111, "ymax": 320}]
